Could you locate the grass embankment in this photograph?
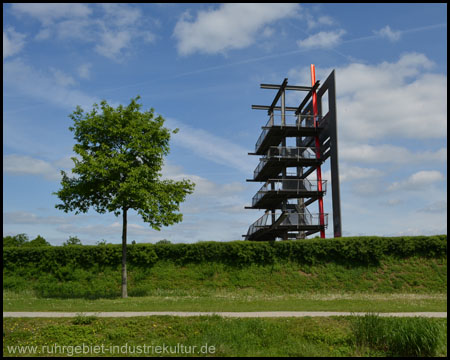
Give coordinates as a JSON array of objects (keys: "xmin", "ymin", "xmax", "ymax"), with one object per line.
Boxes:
[
  {"xmin": 3, "ymin": 236, "xmax": 447, "ymax": 312},
  {"xmin": 3, "ymin": 236, "xmax": 447, "ymax": 357},
  {"xmin": 3, "ymin": 256, "xmax": 447, "ymax": 312},
  {"xmin": 3, "ymin": 315, "xmax": 447, "ymax": 357}
]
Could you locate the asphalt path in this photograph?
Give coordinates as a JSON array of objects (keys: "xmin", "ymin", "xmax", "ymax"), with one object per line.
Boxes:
[{"xmin": 3, "ymin": 311, "xmax": 447, "ymax": 318}]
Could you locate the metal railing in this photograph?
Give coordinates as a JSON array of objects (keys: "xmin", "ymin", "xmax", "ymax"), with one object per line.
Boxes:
[
  {"xmin": 255, "ymin": 113, "xmax": 322, "ymax": 152},
  {"xmin": 279, "ymin": 212, "xmax": 328, "ymax": 228},
  {"xmin": 246, "ymin": 212, "xmax": 271, "ymax": 238},
  {"xmin": 246, "ymin": 211, "xmax": 328, "ymax": 237},
  {"xmin": 252, "ymin": 179, "xmax": 327, "ymax": 207},
  {"xmin": 253, "ymin": 146, "xmax": 319, "ymax": 179},
  {"xmin": 265, "ymin": 146, "xmax": 318, "ymax": 159}
]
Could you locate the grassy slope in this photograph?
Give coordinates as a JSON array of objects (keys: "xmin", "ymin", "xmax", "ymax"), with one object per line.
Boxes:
[{"xmin": 3, "ymin": 256, "xmax": 447, "ymax": 312}]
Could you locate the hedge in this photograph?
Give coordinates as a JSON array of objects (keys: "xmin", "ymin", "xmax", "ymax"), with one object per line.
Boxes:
[{"xmin": 3, "ymin": 235, "xmax": 447, "ymax": 273}]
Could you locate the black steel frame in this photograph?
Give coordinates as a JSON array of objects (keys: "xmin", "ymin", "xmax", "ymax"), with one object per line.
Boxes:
[{"xmin": 244, "ymin": 70, "xmax": 342, "ymax": 240}]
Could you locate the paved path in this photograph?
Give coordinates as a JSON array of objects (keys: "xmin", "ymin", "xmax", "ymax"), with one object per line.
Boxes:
[{"xmin": 3, "ymin": 311, "xmax": 447, "ymax": 318}]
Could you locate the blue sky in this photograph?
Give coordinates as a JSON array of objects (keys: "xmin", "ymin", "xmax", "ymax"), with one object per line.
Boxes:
[{"xmin": 3, "ymin": 3, "xmax": 447, "ymax": 245}]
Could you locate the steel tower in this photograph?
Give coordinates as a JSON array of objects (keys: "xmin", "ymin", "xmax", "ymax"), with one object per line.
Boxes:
[{"xmin": 244, "ymin": 67, "xmax": 342, "ymax": 241}]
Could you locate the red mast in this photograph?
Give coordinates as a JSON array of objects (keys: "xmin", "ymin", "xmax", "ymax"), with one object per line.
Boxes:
[{"xmin": 311, "ymin": 64, "xmax": 325, "ymax": 238}]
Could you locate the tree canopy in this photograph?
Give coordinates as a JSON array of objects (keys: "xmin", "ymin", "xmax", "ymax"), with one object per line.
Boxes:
[
  {"xmin": 54, "ymin": 96, "xmax": 195, "ymax": 230},
  {"xmin": 3, "ymin": 234, "xmax": 50, "ymax": 247},
  {"xmin": 63, "ymin": 236, "xmax": 82, "ymax": 246}
]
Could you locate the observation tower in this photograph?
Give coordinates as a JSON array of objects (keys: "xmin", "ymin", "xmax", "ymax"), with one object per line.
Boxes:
[{"xmin": 244, "ymin": 65, "xmax": 342, "ymax": 241}]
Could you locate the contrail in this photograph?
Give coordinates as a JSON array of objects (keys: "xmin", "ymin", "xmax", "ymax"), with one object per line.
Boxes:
[
  {"xmin": 173, "ymin": 22, "xmax": 447, "ymax": 78},
  {"xmin": 343, "ymin": 23, "xmax": 446, "ymax": 44},
  {"xmin": 96, "ymin": 22, "xmax": 446, "ymax": 91},
  {"xmin": 171, "ymin": 48, "xmax": 311, "ymax": 78}
]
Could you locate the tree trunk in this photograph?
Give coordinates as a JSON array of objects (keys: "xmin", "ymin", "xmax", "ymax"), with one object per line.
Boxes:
[{"xmin": 121, "ymin": 207, "xmax": 128, "ymax": 298}]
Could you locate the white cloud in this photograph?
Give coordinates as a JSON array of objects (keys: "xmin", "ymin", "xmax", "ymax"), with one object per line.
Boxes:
[
  {"xmin": 340, "ymin": 144, "xmax": 446, "ymax": 164},
  {"xmin": 94, "ymin": 4, "xmax": 155, "ymax": 60},
  {"xmin": 392, "ymin": 226, "xmax": 447, "ymax": 237},
  {"xmin": 50, "ymin": 162, "xmax": 253, "ymax": 243},
  {"xmin": 3, "ymin": 211, "xmax": 68, "ymax": 225},
  {"xmin": 54, "ymin": 18, "xmax": 92, "ymax": 41},
  {"xmin": 3, "ymin": 154, "xmax": 61, "ymax": 181},
  {"xmin": 375, "ymin": 25, "xmax": 401, "ymax": 42},
  {"xmin": 417, "ymin": 200, "xmax": 447, "ymax": 214},
  {"xmin": 305, "ymin": 14, "xmax": 336, "ymax": 29},
  {"xmin": 162, "ymin": 163, "xmax": 245, "ymax": 197},
  {"xmin": 338, "ymin": 165, "xmax": 383, "ymax": 182},
  {"xmin": 3, "ymin": 27, "xmax": 26, "ymax": 58},
  {"xmin": 381, "ymin": 198, "xmax": 404, "ymax": 206},
  {"xmin": 11, "ymin": 3, "xmax": 155, "ymax": 61},
  {"xmin": 35, "ymin": 27, "xmax": 51, "ymax": 40},
  {"xmin": 297, "ymin": 29, "xmax": 346, "ymax": 49},
  {"xmin": 165, "ymin": 118, "xmax": 257, "ymax": 174},
  {"xmin": 11, "ymin": 3, "xmax": 92, "ymax": 25},
  {"xmin": 99, "ymin": 3, "xmax": 141, "ymax": 27},
  {"xmin": 77, "ymin": 63, "xmax": 92, "ymax": 79},
  {"xmin": 3, "ymin": 154, "xmax": 77, "ymax": 181},
  {"xmin": 312, "ymin": 165, "xmax": 383, "ymax": 183},
  {"xmin": 290, "ymin": 53, "xmax": 446, "ymax": 140},
  {"xmin": 388, "ymin": 170, "xmax": 445, "ymax": 191},
  {"xmin": 262, "ymin": 27, "xmax": 275, "ymax": 38},
  {"xmin": 56, "ymin": 222, "xmax": 148, "ymax": 237},
  {"xmin": 3, "ymin": 59, "xmax": 100, "ymax": 110},
  {"xmin": 337, "ymin": 55, "xmax": 445, "ymax": 141},
  {"xmin": 95, "ymin": 30, "xmax": 132, "ymax": 60},
  {"xmin": 173, "ymin": 3, "xmax": 300, "ymax": 55},
  {"xmin": 50, "ymin": 67, "xmax": 77, "ymax": 87}
]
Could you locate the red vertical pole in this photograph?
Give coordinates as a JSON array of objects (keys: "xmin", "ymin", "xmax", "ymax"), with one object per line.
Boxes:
[{"xmin": 311, "ymin": 64, "xmax": 325, "ymax": 238}]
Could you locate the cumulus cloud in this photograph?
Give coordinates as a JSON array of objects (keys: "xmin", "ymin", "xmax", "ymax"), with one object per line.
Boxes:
[
  {"xmin": 388, "ymin": 170, "xmax": 445, "ymax": 191},
  {"xmin": 11, "ymin": 3, "xmax": 91, "ymax": 25},
  {"xmin": 3, "ymin": 154, "xmax": 77, "ymax": 181},
  {"xmin": 340, "ymin": 144, "xmax": 446, "ymax": 164},
  {"xmin": 337, "ymin": 54, "xmax": 445, "ymax": 141},
  {"xmin": 11, "ymin": 3, "xmax": 155, "ymax": 61},
  {"xmin": 338, "ymin": 165, "xmax": 383, "ymax": 182},
  {"xmin": 95, "ymin": 30, "xmax": 133, "ymax": 59},
  {"xmin": 3, "ymin": 154, "xmax": 61, "ymax": 181},
  {"xmin": 3, "ymin": 27, "xmax": 26, "ymax": 58},
  {"xmin": 375, "ymin": 25, "xmax": 401, "ymax": 42},
  {"xmin": 173, "ymin": 3, "xmax": 300, "ymax": 55},
  {"xmin": 305, "ymin": 15, "xmax": 335, "ymax": 29},
  {"xmin": 290, "ymin": 53, "xmax": 446, "ymax": 141},
  {"xmin": 297, "ymin": 29, "xmax": 346, "ymax": 49}
]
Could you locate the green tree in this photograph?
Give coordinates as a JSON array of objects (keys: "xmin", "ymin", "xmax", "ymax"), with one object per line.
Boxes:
[
  {"xmin": 3, "ymin": 233, "xmax": 29, "ymax": 247},
  {"xmin": 63, "ymin": 236, "xmax": 82, "ymax": 246},
  {"xmin": 54, "ymin": 96, "xmax": 194, "ymax": 298},
  {"xmin": 24, "ymin": 235, "xmax": 51, "ymax": 247},
  {"xmin": 156, "ymin": 239, "xmax": 171, "ymax": 245}
]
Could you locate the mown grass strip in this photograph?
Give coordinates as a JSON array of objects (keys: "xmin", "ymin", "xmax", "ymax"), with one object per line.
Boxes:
[{"xmin": 2, "ymin": 292, "xmax": 447, "ymax": 313}]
